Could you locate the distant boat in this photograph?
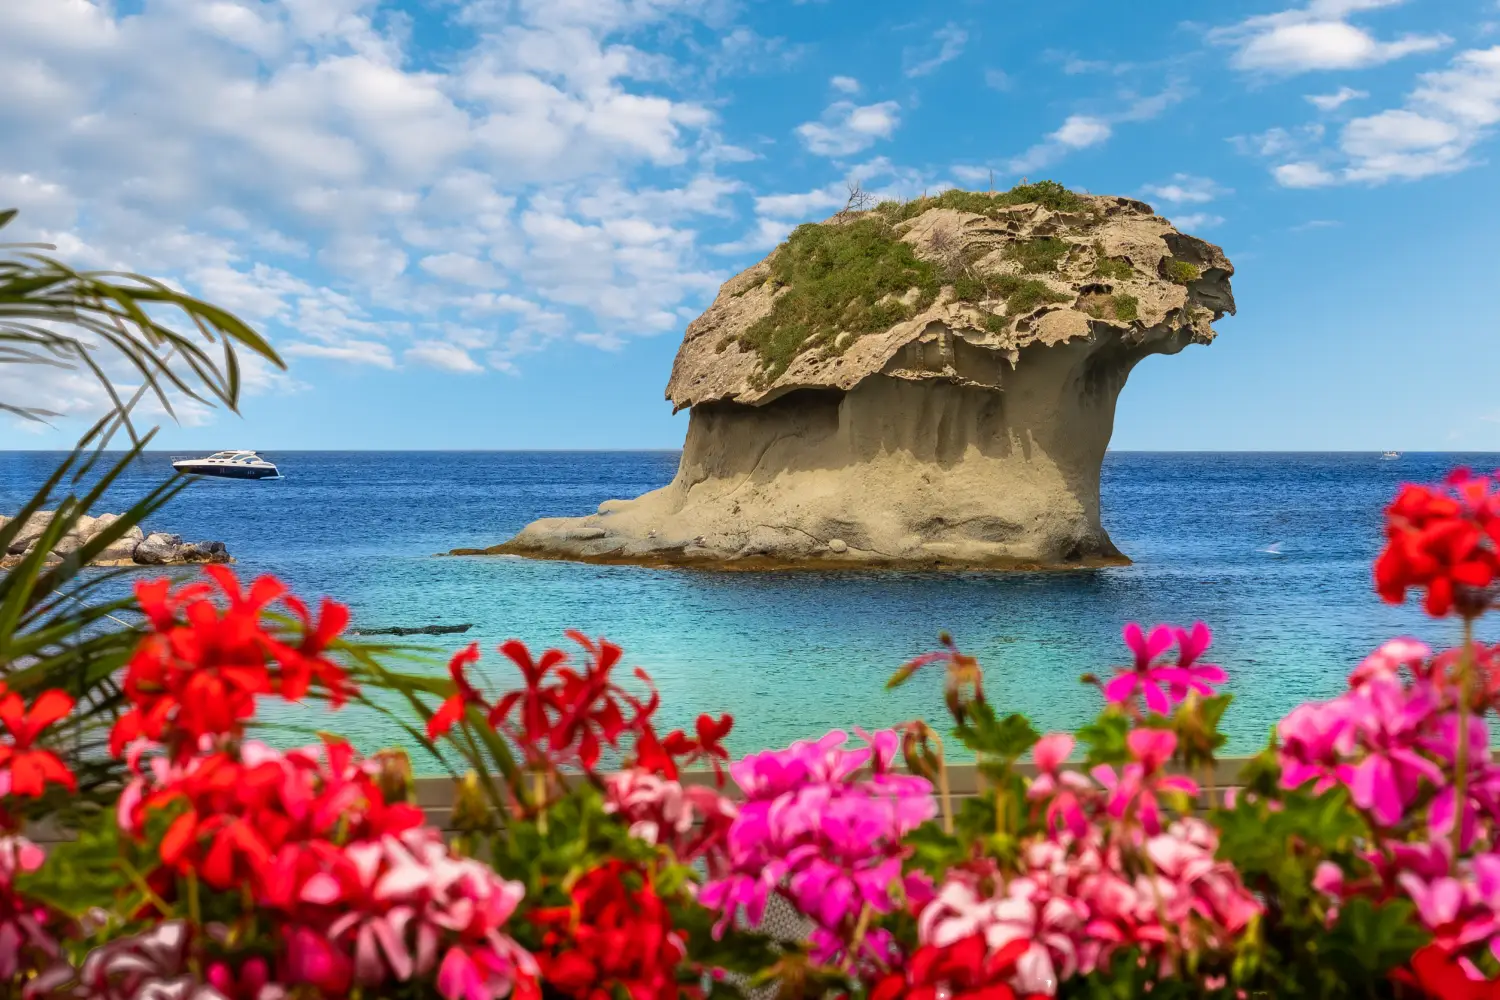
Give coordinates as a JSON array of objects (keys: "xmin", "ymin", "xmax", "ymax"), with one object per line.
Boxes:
[
  {"xmin": 1381, "ymin": 451, "xmax": 1401, "ymax": 461},
  {"xmin": 172, "ymin": 450, "xmax": 281, "ymax": 480}
]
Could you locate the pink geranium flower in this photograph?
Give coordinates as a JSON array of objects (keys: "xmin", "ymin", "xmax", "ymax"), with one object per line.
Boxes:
[
  {"xmin": 1278, "ymin": 699, "xmax": 1358, "ymax": 794},
  {"xmin": 1338, "ymin": 674, "xmax": 1445, "ymax": 827},
  {"xmin": 1028, "ymin": 734, "xmax": 1091, "ymax": 838},
  {"xmin": 1156, "ymin": 623, "xmax": 1228, "ymax": 702},
  {"xmin": 701, "ymin": 730, "xmax": 934, "ymax": 968},
  {"xmin": 1104, "ymin": 624, "xmax": 1177, "ymax": 715},
  {"xmin": 1350, "ymin": 638, "xmax": 1433, "ymax": 689},
  {"xmin": 1092, "ymin": 730, "xmax": 1198, "ymax": 836},
  {"xmin": 1425, "ymin": 712, "xmax": 1499, "ymax": 850}
]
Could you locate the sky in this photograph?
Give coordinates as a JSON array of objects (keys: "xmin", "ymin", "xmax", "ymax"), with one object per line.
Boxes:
[{"xmin": 1, "ymin": 0, "xmax": 1498, "ymax": 452}]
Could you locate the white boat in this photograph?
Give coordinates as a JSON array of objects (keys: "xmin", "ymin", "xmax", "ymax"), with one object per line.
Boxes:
[
  {"xmin": 1380, "ymin": 451, "xmax": 1401, "ymax": 461},
  {"xmin": 171, "ymin": 450, "xmax": 281, "ymax": 480}
]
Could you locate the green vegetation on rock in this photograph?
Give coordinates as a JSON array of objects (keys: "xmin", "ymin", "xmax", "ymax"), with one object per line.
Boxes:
[
  {"xmin": 993, "ymin": 275, "xmax": 1071, "ymax": 313},
  {"xmin": 878, "ymin": 180, "xmax": 1090, "ymax": 223},
  {"xmin": 736, "ymin": 217, "xmax": 940, "ymax": 380},
  {"xmin": 729, "ymin": 182, "xmax": 1093, "ymax": 377},
  {"xmin": 1005, "ymin": 237, "xmax": 1070, "ymax": 274},
  {"xmin": 1080, "ymin": 292, "xmax": 1139, "ymax": 324},
  {"xmin": 1165, "ymin": 260, "xmax": 1201, "ymax": 285},
  {"xmin": 1092, "ymin": 243, "xmax": 1136, "ymax": 282}
]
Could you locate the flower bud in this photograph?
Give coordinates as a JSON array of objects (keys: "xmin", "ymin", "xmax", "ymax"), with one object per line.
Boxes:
[
  {"xmin": 373, "ymin": 747, "xmax": 415, "ymax": 805},
  {"xmin": 901, "ymin": 722, "xmax": 942, "ymax": 782},
  {"xmin": 451, "ymin": 770, "xmax": 493, "ymax": 833}
]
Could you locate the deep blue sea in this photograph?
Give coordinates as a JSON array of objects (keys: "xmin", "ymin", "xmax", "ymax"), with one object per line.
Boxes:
[{"xmin": 3, "ymin": 451, "xmax": 1496, "ymax": 769}]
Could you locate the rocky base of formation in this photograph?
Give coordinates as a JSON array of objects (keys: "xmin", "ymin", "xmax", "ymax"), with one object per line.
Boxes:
[
  {"xmin": 0, "ymin": 511, "xmax": 232, "ymax": 570},
  {"xmin": 457, "ymin": 376, "xmax": 1130, "ymax": 572}
]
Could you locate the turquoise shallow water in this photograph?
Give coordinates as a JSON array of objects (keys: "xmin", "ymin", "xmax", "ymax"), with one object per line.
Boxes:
[{"xmin": 3, "ymin": 450, "xmax": 1496, "ymax": 769}]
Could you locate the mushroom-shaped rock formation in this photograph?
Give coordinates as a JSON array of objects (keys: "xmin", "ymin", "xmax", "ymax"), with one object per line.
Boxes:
[{"xmin": 477, "ymin": 183, "xmax": 1235, "ymax": 570}]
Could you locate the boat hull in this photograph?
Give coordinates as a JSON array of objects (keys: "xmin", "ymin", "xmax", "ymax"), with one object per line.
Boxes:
[{"xmin": 172, "ymin": 463, "xmax": 280, "ymax": 480}]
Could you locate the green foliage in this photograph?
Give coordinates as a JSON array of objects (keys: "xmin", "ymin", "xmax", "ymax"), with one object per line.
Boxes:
[
  {"xmin": 1080, "ymin": 293, "xmax": 1139, "ymax": 324},
  {"xmin": 951, "ymin": 271, "xmax": 1071, "ymax": 315},
  {"xmin": 1166, "ymin": 259, "xmax": 1201, "ymax": 285},
  {"xmin": 1213, "ymin": 786, "xmax": 1418, "ymax": 997},
  {"xmin": 732, "ymin": 217, "xmax": 940, "ymax": 380},
  {"xmin": 1077, "ymin": 709, "xmax": 1131, "ymax": 766},
  {"xmin": 954, "ymin": 700, "xmax": 1039, "ymax": 763},
  {"xmin": 1092, "ymin": 244, "xmax": 1136, "ymax": 282},
  {"xmin": 1172, "ymin": 692, "xmax": 1232, "ymax": 770},
  {"xmin": 726, "ymin": 185, "xmax": 1091, "ymax": 376},
  {"xmin": 1111, "ymin": 293, "xmax": 1139, "ymax": 322},
  {"xmin": 1004, "ymin": 236, "xmax": 1070, "ymax": 274},
  {"xmin": 15, "ymin": 814, "xmax": 131, "ymax": 918},
  {"xmin": 997, "ymin": 275, "xmax": 1071, "ymax": 313},
  {"xmin": 878, "ymin": 180, "xmax": 1091, "ymax": 223}
]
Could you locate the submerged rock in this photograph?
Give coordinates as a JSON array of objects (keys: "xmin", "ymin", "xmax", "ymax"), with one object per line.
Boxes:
[
  {"xmin": 349, "ymin": 624, "xmax": 475, "ymax": 636},
  {"xmin": 472, "ymin": 183, "xmax": 1236, "ymax": 570},
  {"xmin": 0, "ymin": 512, "xmax": 232, "ymax": 569}
]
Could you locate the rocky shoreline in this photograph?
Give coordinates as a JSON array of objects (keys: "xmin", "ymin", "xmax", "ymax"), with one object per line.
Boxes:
[{"xmin": 0, "ymin": 511, "xmax": 232, "ymax": 570}]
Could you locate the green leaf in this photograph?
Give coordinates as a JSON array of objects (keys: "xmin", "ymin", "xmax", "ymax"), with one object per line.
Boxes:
[
  {"xmin": 16, "ymin": 818, "xmax": 130, "ymax": 918},
  {"xmin": 1078, "ymin": 710, "xmax": 1131, "ymax": 766},
  {"xmin": 954, "ymin": 701, "xmax": 1039, "ymax": 762}
]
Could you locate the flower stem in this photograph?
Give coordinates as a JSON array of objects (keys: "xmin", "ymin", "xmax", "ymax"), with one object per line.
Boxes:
[
  {"xmin": 935, "ymin": 738, "xmax": 953, "ymax": 836},
  {"xmin": 1453, "ymin": 616, "xmax": 1476, "ymax": 858},
  {"xmin": 533, "ymin": 769, "xmax": 549, "ymax": 835},
  {"xmin": 842, "ymin": 904, "xmax": 874, "ymax": 973}
]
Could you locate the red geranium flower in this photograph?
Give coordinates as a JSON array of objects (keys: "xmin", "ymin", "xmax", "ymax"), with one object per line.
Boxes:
[
  {"xmin": 640, "ymin": 713, "xmax": 734, "ymax": 784},
  {"xmin": 428, "ymin": 643, "xmax": 486, "ymax": 739},
  {"xmin": 1375, "ymin": 470, "xmax": 1500, "ymax": 618},
  {"xmin": 112, "ymin": 567, "xmax": 352, "ymax": 758},
  {"xmin": 1393, "ymin": 943, "xmax": 1500, "ymax": 999},
  {"xmin": 486, "ymin": 633, "xmax": 657, "ymax": 773},
  {"xmin": 0, "ymin": 684, "xmax": 76, "ymax": 798},
  {"xmin": 487, "ymin": 639, "xmax": 566, "ymax": 758},
  {"xmin": 530, "ymin": 860, "xmax": 686, "ymax": 1000},
  {"xmin": 870, "ymin": 934, "xmax": 1036, "ymax": 1000}
]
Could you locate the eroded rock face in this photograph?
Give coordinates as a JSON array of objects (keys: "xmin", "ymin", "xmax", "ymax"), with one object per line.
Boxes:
[{"xmin": 478, "ymin": 188, "xmax": 1235, "ymax": 570}]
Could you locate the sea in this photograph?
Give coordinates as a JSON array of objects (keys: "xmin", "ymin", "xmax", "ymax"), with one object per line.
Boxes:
[{"xmin": 3, "ymin": 450, "xmax": 1496, "ymax": 770}]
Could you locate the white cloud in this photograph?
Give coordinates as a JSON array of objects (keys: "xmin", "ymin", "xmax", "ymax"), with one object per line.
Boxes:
[
  {"xmin": 1273, "ymin": 161, "xmax": 1338, "ymax": 186},
  {"xmin": 1172, "ymin": 212, "xmax": 1226, "ymax": 230},
  {"xmin": 904, "ymin": 24, "xmax": 968, "ymax": 78},
  {"xmin": 984, "ymin": 68, "xmax": 1012, "ymax": 91},
  {"xmin": 284, "ymin": 341, "xmax": 398, "ymax": 369},
  {"xmin": 713, "ymin": 160, "xmax": 936, "ymax": 257},
  {"xmin": 753, "ymin": 188, "xmax": 846, "ymax": 218},
  {"xmin": 1211, "ymin": 0, "xmax": 1450, "ymax": 74},
  {"xmin": 1055, "ymin": 115, "xmax": 1114, "ymax": 147},
  {"xmin": 830, "ymin": 75, "xmax": 860, "ymax": 94},
  {"xmin": 1008, "ymin": 115, "xmax": 1112, "ymax": 173},
  {"xmin": 404, "ymin": 340, "xmax": 484, "ymax": 373},
  {"xmin": 1141, "ymin": 174, "xmax": 1230, "ymax": 204},
  {"xmin": 0, "ymin": 0, "xmax": 753, "ymax": 425},
  {"xmin": 419, "ymin": 252, "xmax": 506, "ymax": 287},
  {"xmin": 796, "ymin": 100, "xmax": 902, "ymax": 156},
  {"xmin": 1247, "ymin": 46, "xmax": 1500, "ymax": 185},
  {"xmin": 1001, "ymin": 83, "xmax": 1184, "ymax": 177},
  {"xmin": 1307, "ymin": 86, "xmax": 1369, "ymax": 110}
]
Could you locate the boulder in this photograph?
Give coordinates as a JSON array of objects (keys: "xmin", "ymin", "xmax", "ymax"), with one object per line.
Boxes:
[
  {"xmin": 94, "ymin": 538, "xmax": 142, "ymax": 563},
  {"xmin": 6, "ymin": 512, "xmax": 54, "ymax": 555},
  {"xmin": 132, "ymin": 532, "xmax": 182, "ymax": 566},
  {"xmin": 0, "ymin": 513, "xmax": 229, "ymax": 569},
  {"xmin": 480, "ymin": 183, "xmax": 1236, "ymax": 570}
]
